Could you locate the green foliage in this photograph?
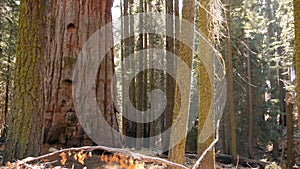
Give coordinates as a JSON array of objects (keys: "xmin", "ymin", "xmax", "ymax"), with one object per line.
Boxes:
[
  {"xmin": 229, "ymin": 0, "xmax": 294, "ymax": 157},
  {"xmin": 0, "ymin": 0, "xmax": 18, "ymax": 131}
]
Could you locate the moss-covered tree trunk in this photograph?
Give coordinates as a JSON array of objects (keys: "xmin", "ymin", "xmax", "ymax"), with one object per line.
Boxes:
[
  {"xmin": 196, "ymin": 0, "xmax": 215, "ymax": 168},
  {"xmin": 294, "ymin": 0, "xmax": 300, "ymax": 137},
  {"xmin": 168, "ymin": 0, "xmax": 194, "ymax": 165},
  {"xmin": 3, "ymin": 0, "xmax": 46, "ymax": 162},
  {"xmin": 44, "ymin": 0, "xmax": 119, "ymax": 147}
]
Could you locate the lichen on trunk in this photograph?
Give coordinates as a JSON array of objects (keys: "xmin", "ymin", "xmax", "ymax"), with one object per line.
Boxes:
[{"xmin": 3, "ymin": 0, "xmax": 46, "ymax": 162}]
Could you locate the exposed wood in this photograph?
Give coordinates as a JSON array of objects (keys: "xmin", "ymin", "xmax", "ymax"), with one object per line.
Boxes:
[{"xmin": 9, "ymin": 146, "xmax": 189, "ymax": 169}]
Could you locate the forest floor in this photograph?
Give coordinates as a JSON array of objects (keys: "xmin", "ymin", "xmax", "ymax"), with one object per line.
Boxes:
[
  {"xmin": 0, "ymin": 127, "xmax": 299, "ymax": 169},
  {"xmin": 0, "ymin": 137, "xmax": 299, "ymax": 169}
]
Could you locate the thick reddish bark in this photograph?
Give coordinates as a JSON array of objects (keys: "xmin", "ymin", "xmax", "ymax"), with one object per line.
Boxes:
[{"xmin": 44, "ymin": 0, "xmax": 119, "ymax": 147}]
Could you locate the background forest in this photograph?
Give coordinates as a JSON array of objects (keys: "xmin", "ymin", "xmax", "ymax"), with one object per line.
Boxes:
[{"xmin": 0, "ymin": 0, "xmax": 300, "ymax": 168}]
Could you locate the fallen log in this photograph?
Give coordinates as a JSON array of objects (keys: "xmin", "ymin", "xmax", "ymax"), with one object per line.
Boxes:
[
  {"xmin": 216, "ymin": 153, "xmax": 271, "ymax": 168},
  {"xmin": 7, "ymin": 145, "xmax": 188, "ymax": 169}
]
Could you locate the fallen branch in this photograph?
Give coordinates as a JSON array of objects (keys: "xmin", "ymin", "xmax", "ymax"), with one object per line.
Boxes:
[
  {"xmin": 192, "ymin": 120, "xmax": 220, "ymax": 169},
  {"xmin": 18, "ymin": 145, "xmax": 188, "ymax": 169}
]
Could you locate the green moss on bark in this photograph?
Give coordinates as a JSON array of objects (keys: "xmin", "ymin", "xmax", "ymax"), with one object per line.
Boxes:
[{"xmin": 3, "ymin": 0, "xmax": 45, "ymax": 162}]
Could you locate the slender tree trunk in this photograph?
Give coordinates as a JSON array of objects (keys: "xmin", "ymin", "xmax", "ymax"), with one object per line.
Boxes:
[
  {"xmin": 129, "ymin": 0, "xmax": 137, "ymax": 147},
  {"xmin": 221, "ymin": 117, "xmax": 228, "ymax": 154},
  {"xmin": 148, "ymin": 3, "xmax": 155, "ymax": 148},
  {"xmin": 225, "ymin": 0, "xmax": 237, "ymax": 163},
  {"xmin": 164, "ymin": 0, "xmax": 175, "ymax": 155},
  {"xmin": 293, "ymin": 0, "xmax": 300, "ymax": 138},
  {"xmin": 4, "ymin": 35, "xmax": 10, "ymax": 125},
  {"xmin": 135, "ymin": 0, "xmax": 144, "ymax": 150},
  {"xmin": 247, "ymin": 42, "xmax": 254, "ymax": 159},
  {"xmin": 4, "ymin": 0, "xmax": 46, "ymax": 162},
  {"xmin": 122, "ymin": 0, "xmax": 135, "ymax": 147},
  {"xmin": 121, "ymin": 0, "xmax": 126, "ymax": 142},
  {"xmin": 286, "ymin": 92, "xmax": 295, "ymax": 169},
  {"xmin": 168, "ymin": 0, "xmax": 194, "ymax": 165},
  {"xmin": 175, "ymin": 0, "xmax": 180, "ymax": 66},
  {"xmin": 142, "ymin": 1, "xmax": 149, "ymax": 148}
]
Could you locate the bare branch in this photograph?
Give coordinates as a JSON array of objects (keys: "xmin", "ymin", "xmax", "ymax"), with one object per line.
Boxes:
[{"xmin": 192, "ymin": 120, "xmax": 220, "ymax": 169}]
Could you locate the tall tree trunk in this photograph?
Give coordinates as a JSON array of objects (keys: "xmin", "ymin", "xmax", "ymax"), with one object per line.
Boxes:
[
  {"xmin": 4, "ymin": 32, "xmax": 11, "ymax": 125},
  {"xmin": 143, "ymin": 1, "xmax": 149, "ymax": 148},
  {"xmin": 294, "ymin": 0, "xmax": 300, "ymax": 138},
  {"xmin": 168, "ymin": 0, "xmax": 194, "ymax": 165},
  {"xmin": 129, "ymin": 0, "xmax": 137, "ymax": 147},
  {"xmin": 196, "ymin": 0, "xmax": 215, "ymax": 168},
  {"xmin": 246, "ymin": 41, "xmax": 254, "ymax": 159},
  {"xmin": 164, "ymin": 0, "xmax": 175, "ymax": 155},
  {"xmin": 148, "ymin": 3, "xmax": 155, "ymax": 148},
  {"xmin": 225, "ymin": 0, "xmax": 237, "ymax": 163},
  {"xmin": 121, "ymin": 0, "xmax": 126, "ymax": 142},
  {"xmin": 98, "ymin": 0, "xmax": 121, "ymax": 147},
  {"xmin": 44, "ymin": 0, "xmax": 119, "ymax": 147},
  {"xmin": 4, "ymin": 0, "xmax": 46, "ymax": 162},
  {"xmin": 136, "ymin": 0, "xmax": 144, "ymax": 150},
  {"xmin": 122, "ymin": 0, "xmax": 136, "ymax": 147},
  {"xmin": 286, "ymin": 92, "xmax": 295, "ymax": 169}
]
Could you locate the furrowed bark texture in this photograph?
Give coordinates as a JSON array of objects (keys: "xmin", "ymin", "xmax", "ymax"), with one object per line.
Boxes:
[
  {"xmin": 197, "ymin": 0, "xmax": 215, "ymax": 168},
  {"xmin": 168, "ymin": 0, "xmax": 195, "ymax": 166},
  {"xmin": 4, "ymin": 0, "xmax": 46, "ymax": 162},
  {"xmin": 44, "ymin": 0, "xmax": 120, "ymax": 147}
]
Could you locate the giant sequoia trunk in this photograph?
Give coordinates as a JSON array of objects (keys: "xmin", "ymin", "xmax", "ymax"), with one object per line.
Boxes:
[
  {"xmin": 44, "ymin": 0, "xmax": 119, "ymax": 147},
  {"xmin": 3, "ymin": 0, "xmax": 46, "ymax": 162},
  {"xmin": 4, "ymin": 1, "xmax": 120, "ymax": 162}
]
